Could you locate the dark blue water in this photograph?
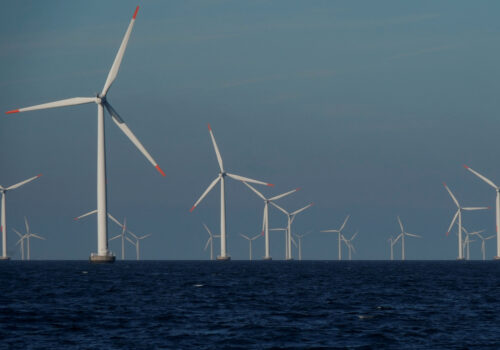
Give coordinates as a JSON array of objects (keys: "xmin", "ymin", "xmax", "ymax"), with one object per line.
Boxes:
[{"xmin": 1, "ymin": 261, "xmax": 500, "ymax": 349}]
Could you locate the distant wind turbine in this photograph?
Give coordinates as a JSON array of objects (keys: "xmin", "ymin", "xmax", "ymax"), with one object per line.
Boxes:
[
  {"xmin": 342, "ymin": 231, "xmax": 358, "ymax": 261},
  {"xmin": 271, "ymin": 202, "xmax": 313, "ymax": 260},
  {"xmin": 13, "ymin": 217, "xmax": 45, "ymax": 260},
  {"xmin": 109, "ymin": 217, "xmax": 127, "ymax": 260},
  {"xmin": 190, "ymin": 124, "xmax": 273, "ymax": 261},
  {"xmin": 393, "ymin": 216, "xmax": 420, "ymax": 260},
  {"xmin": 240, "ymin": 233, "xmax": 261, "ymax": 260},
  {"xmin": 471, "ymin": 231, "xmax": 495, "ymax": 261},
  {"xmin": 242, "ymin": 181, "xmax": 299, "ymax": 260},
  {"xmin": 321, "ymin": 215, "xmax": 350, "ymax": 261},
  {"xmin": 203, "ymin": 223, "xmax": 220, "ymax": 261},
  {"xmin": 13, "ymin": 229, "xmax": 25, "ymax": 260},
  {"xmin": 294, "ymin": 231, "xmax": 312, "ymax": 261},
  {"xmin": 127, "ymin": 231, "xmax": 151, "ymax": 261},
  {"xmin": 464, "ymin": 165, "xmax": 500, "ymax": 259},
  {"xmin": 461, "ymin": 227, "xmax": 481, "ymax": 261},
  {"xmin": 388, "ymin": 237, "xmax": 395, "ymax": 261},
  {"xmin": 0, "ymin": 174, "xmax": 42, "ymax": 260},
  {"xmin": 443, "ymin": 183, "xmax": 488, "ymax": 260},
  {"xmin": 7, "ymin": 7, "xmax": 165, "ymax": 263}
]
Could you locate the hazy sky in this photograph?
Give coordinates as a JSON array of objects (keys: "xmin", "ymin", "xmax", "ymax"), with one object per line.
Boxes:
[{"xmin": 2, "ymin": 0, "xmax": 500, "ymax": 260}]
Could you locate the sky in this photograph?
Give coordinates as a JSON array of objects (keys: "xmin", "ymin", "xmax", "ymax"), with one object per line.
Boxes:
[{"xmin": 1, "ymin": 0, "xmax": 500, "ymax": 260}]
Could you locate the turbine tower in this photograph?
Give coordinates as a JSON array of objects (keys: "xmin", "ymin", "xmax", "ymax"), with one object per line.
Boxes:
[
  {"xmin": 321, "ymin": 215, "xmax": 350, "ymax": 260},
  {"xmin": 190, "ymin": 124, "xmax": 273, "ymax": 260},
  {"xmin": 242, "ymin": 181, "xmax": 299, "ymax": 260},
  {"xmin": 109, "ymin": 217, "xmax": 127, "ymax": 260},
  {"xmin": 127, "ymin": 231, "xmax": 151, "ymax": 260},
  {"xmin": 0, "ymin": 174, "xmax": 42, "ymax": 260},
  {"xmin": 464, "ymin": 165, "xmax": 500, "ymax": 259},
  {"xmin": 6, "ymin": 7, "xmax": 165, "ymax": 263},
  {"xmin": 342, "ymin": 231, "xmax": 358, "ymax": 261},
  {"xmin": 461, "ymin": 227, "xmax": 481, "ymax": 260},
  {"xmin": 388, "ymin": 237, "xmax": 395, "ymax": 261},
  {"xmin": 443, "ymin": 183, "xmax": 488, "ymax": 260},
  {"xmin": 294, "ymin": 231, "xmax": 311, "ymax": 261},
  {"xmin": 270, "ymin": 202, "xmax": 314, "ymax": 260},
  {"xmin": 240, "ymin": 233, "xmax": 261, "ymax": 260},
  {"xmin": 13, "ymin": 229, "xmax": 26, "ymax": 260},
  {"xmin": 393, "ymin": 216, "xmax": 421, "ymax": 260}
]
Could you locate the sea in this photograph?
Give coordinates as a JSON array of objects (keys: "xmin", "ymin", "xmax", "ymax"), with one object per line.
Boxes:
[{"xmin": 1, "ymin": 261, "xmax": 499, "ymax": 349}]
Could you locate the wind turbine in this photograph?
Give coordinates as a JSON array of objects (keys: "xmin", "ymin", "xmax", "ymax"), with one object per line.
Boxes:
[
  {"xmin": 342, "ymin": 231, "xmax": 358, "ymax": 261},
  {"xmin": 6, "ymin": 7, "xmax": 165, "ymax": 263},
  {"xmin": 443, "ymin": 183, "xmax": 489, "ymax": 260},
  {"xmin": 13, "ymin": 217, "xmax": 45, "ymax": 260},
  {"xmin": 127, "ymin": 231, "xmax": 151, "ymax": 260},
  {"xmin": 461, "ymin": 227, "xmax": 481, "ymax": 260},
  {"xmin": 242, "ymin": 181, "xmax": 299, "ymax": 260},
  {"xmin": 270, "ymin": 202, "xmax": 314, "ymax": 260},
  {"xmin": 13, "ymin": 229, "xmax": 26, "ymax": 260},
  {"xmin": 109, "ymin": 217, "xmax": 127, "ymax": 260},
  {"xmin": 294, "ymin": 231, "xmax": 311, "ymax": 261},
  {"xmin": 190, "ymin": 124, "xmax": 273, "ymax": 261},
  {"xmin": 321, "ymin": 216, "xmax": 350, "ymax": 261},
  {"xmin": 240, "ymin": 233, "xmax": 261, "ymax": 260},
  {"xmin": 464, "ymin": 165, "xmax": 500, "ymax": 259},
  {"xmin": 471, "ymin": 231, "xmax": 495, "ymax": 261},
  {"xmin": 203, "ymin": 223, "xmax": 220, "ymax": 261},
  {"xmin": 393, "ymin": 216, "xmax": 421, "ymax": 260},
  {"xmin": 0, "ymin": 174, "xmax": 42, "ymax": 260}
]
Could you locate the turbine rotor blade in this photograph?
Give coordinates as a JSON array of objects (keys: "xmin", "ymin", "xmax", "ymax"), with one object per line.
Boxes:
[
  {"xmin": 240, "ymin": 233, "xmax": 250, "ymax": 240},
  {"xmin": 13, "ymin": 228, "xmax": 23, "ymax": 238},
  {"xmin": 6, "ymin": 174, "xmax": 42, "ymax": 191},
  {"xmin": 291, "ymin": 203, "xmax": 314, "ymax": 216},
  {"xmin": 105, "ymin": 102, "xmax": 165, "ymax": 176},
  {"xmin": 464, "ymin": 165, "xmax": 499, "ymax": 189},
  {"xmin": 446, "ymin": 210, "xmax": 459, "ymax": 235},
  {"xmin": 462, "ymin": 207, "xmax": 489, "ymax": 211},
  {"xmin": 30, "ymin": 233, "xmax": 45, "ymax": 240},
  {"xmin": 204, "ymin": 237, "xmax": 211, "ymax": 251},
  {"xmin": 6, "ymin": 97, "xmax": 97, "ymax": 115},
  {"xmin": 24, "ymin": 216, "xmax": 30, "ymax": 234},
  {"xmin": 202, "ymin": 223, "xmax": 213, "ymax": 237},
  {"xmin": 226, "ymin": 173, "xmax": 273, "ymax": 187},
  {"xmin": 101, "ymin": 6, "xmax": 140, "ymax": 96},
  {"xmin": 443, "ymin": 183, "xmax": 460, "ymax": 208},
  {"xmin": 126, "ymin": 236, "xmax": 136, "ymax": 246},
  {"xmin": 270, "ymin": 201, "xmax": 289, "ymax": 216},
  {"xmin": 109, "ymin": 234, "xmax": 121, "ymax": 241},
  {"xmin": 190, "ymin": 175, "xmax": 221, "ymax": 212},
  {"xmin": 269, "ymin": 188, "xmax": 300, "ymax": 201},
  {"xmin": 397, "ymin": 216, "xmax": 404, "ymax": 233},
  {"xmin": 74, "ymin": 209, "xmax": 98, "ymax": 221},
  {"xmin": 339, "ymin": 215, "xmax": 350, "ymax": 231},
  {"xmin": 242, "ymin": 181, "xmax": 266, "ymax": 200}
]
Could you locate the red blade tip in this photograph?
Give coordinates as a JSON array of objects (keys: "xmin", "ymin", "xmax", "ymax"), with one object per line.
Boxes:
[
  {"xmin": 37, "ymin": 174, "xmax": 43, "ymax": 178},
  {"xmin": 463, "ymin": 164, "xmax": 469, "ymax": 169},
  {"xmin": 295, "ymin": 187, "xmax": 301, "ymax": 191},
  {"xmin": 6, "ymin": 109, "xmax": 19, "ymax": 114},
  {"xmin": 155, "ymin": 165, "xmax": 166, "ymax": 177},
  {"xmin": 261, "ymin": 231, "xmax": 265, "ymax": 236},
  {"xmin": 488, "ymin": 206, "xmax": 492, "ymax": 209},
  {"xmin": 74, "ymin": 217, "xmax": 79, "ymax": 221},
  {"xmin": 133, "ymin": 6, "xmax": 139, "ymax": 19},
  {"xmin": 207, "ymin": 123, "xmax": 212, "ymax": 131},
  {"xmin": 189, "ymin": 206, "xmax": 196, "ymax": 213},
  {"xmin": 442, "ymin": 182, "xmax": 447, "ymax": 187},
  {"xmin": 267, "ymin": 183, "xmax": 275, "ymax": 187}
]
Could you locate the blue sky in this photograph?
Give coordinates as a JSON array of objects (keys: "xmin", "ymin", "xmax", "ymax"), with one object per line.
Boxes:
[{"xmin": 1, "ymin": 1, "xmax": 500, "ymax": 260}]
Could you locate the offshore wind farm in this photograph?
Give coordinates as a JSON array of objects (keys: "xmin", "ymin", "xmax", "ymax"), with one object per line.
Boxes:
[{"xmin": 3, "ymin": 2, "xmax": 500, "ymax": 349}]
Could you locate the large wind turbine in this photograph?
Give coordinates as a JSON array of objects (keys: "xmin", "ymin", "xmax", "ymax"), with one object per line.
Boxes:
[
  {"xmin": 0, "ymin": 174, "xmax": 42, "ymax": 260},
  {"xmin": 13, "ymin": 217, "xmax": 45, "ymax": 260},
  {"xmin": 240, "ymin": 233, "xmax": 261, "ymax": 261},
  {"xmin": 443, "ymin": 183, "xmax": 488, "ymax": 260},
  {"xmin": 464, "ymin": 165, "xmax": 500, "ymax": 259},
  {"xmin": 270, "ymin": 202, "xmax": 314, "ymax": 260},
  {"xmin": 6, "ymin": 7, "xmax": 165, "ymax": 263},
  {"xmin": 321, "ymin": 215, "xmax": 350, "ymax": 261},
  {"xmin": 393, "ymin": 216, "xmax": 420, "ymax": 260},
  {"xmin": 242, "ymin": 181, "xmax": 299, "ymax": 260},
  {"xmin": 190, "ymin": 124, "xmax": 273, "ymax": 260},
  {"xmin": 203, "ymin": 223, "xmax": 220, "ymax": 261}
]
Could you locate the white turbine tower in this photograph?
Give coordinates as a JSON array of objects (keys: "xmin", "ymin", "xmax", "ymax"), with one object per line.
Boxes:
[
  {"xmin": 109, "ymin": 217, "xmax": 127, "ymax": 260},
  {"xmin": 294, "ymin": 231, "xmax": 311, "ymax": 261},
  {"xmin": 7, "ymin": 7, "xmax": 165, "ymax": 263},
  {"xmin": 242, "ymin": 181, "xmax": 299, "ymax": 260},
  {"xmin": 203, "ymin": 223, "xmax": 220, "ymax": 261},
  {"xmin": 461, "ymin": 227, "xmax": 481, "ymax": 261},
  {"xmin": 240, "ymin": 233, "xmax": 261, "ymax": 261},
  {"xmin": 0, "ymin": 174, "xmax": 42, "ymax": 260},
  {"xmin": 13, "ymin": 217, "xmax": 45, "ymax": 260},
  {"xmin": 190, "ymin": 124, "xmax": 273, "ymax": 261},
  {"xmin": 393, "ymin": 216, "xmax": 421, "ymax": 260},
  {"xmin": 471, "ymin": 231, "xmax": 495, "ymax": 261},
  {"xmin": 464, "ymin": 165, "xmax": 500, "ymax": 259},
  {"xmin": 13, "ymin": 229, "xmax": 26, "ymax": 260},
  {"xmin": 443, "ymin": 183, "xmax": 488, "ymax": 260},
  {"xmin": 270, "ymin": 202, "xmax": 314, "ymax": 260},
  {"xmin": 269, "ymin": 227, "xmax": 289, "ymax": 258},
  {"xmin": 342, "ymin": 231, "xmax": 358, "ymax": 261},
  {"xmin": 127, "ymin": 231, "xmax": 151, "ymax": 261},
  {"xmin": 388, "ymin": 237, "xmax": 395, "ymax": 261},
  {"xmin": 321, "ymin": 216, "xmax": 350, "ymax": 261}
]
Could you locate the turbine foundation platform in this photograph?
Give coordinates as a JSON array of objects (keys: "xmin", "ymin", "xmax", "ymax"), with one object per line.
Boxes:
[
  {"xmin": 89, "ymin": 254, "xmax": 115, "ymax": 264},
  {"xmin": 0, "ymin": 256, "xmax": 10, "ymax": 261},
  {"xmin": 285, "ymin": 258, "xmax": 294, "ymax": 261},
  {"xmin": 216, "ymin": 255, "xmax": 231, "ymax": 261},
  {"xmin": 262, "ymin": 257, "xmax": 272, "ymax": 261},
  {"xmin": 494, "ymin": 256, "xmax": 500, "ymax": 260}
]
